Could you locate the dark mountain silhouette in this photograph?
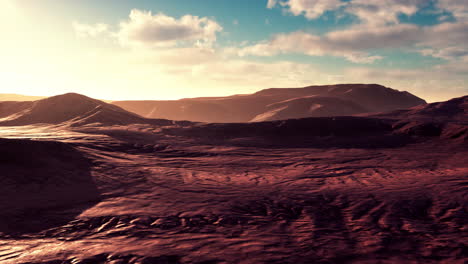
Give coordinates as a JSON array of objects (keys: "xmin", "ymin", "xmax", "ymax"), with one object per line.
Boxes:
[
  {"xmin": 0, "ymin": 93, "xmax": 176, "ymax": 127},
  {"xmin": 113, "ymin": 84, "xmax": 426, "ymax": 122}
]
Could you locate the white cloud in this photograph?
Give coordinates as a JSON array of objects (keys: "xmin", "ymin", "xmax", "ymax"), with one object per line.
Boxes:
[
  {"xmin": 267, "ymin": 0, "xmax": 278, "ymax": 9},
  {"xmin": 117, "ymin": 9, "xmax": 222, "ymax": 48},
  {"xmin": 72, "ymin": 22, "xmax": 110, "ymax": 38},
  {"xmin": 346, "ymin": 0, "xmax": 424, "ymax": 25},
  {"xmin": 344, "ymin": 54, "xmax": 383, "ymax": 64},
  {"xmin": 72, "ymin": 9, "xmax": 224, "ymax": 47},
  {"xmin": 73, "ymin": 10, "xmax": 223, "ymax": 48},
  {"xmin": 283, "ymin": 0, "xmax": 344, "ymax": 19}
]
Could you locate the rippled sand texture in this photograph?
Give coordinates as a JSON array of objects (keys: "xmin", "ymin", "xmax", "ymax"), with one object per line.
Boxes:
[{"xmin": 0, "ymin": 124, "xmax": 465, "ymax": 264}]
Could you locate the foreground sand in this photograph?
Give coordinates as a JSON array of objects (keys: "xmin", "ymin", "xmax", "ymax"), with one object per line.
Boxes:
[{"xmin": 0, "ymin": 122, "xmax": 466, "ymax": 264}]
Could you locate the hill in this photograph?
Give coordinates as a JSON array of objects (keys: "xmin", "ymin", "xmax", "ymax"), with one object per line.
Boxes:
[
  {"xmin": 374, "ymin": 95, "xmax": 468, "ymax": 142},
  {"xmin": 113, "ymin": 84, "xmax": 426, "ymax": 122},
  {"xmin": 374, "ymin": 95, "xmax": 468, "ymax": 123},
  {"xmin": 0, "ymin": 93, "xmax": 175, "ymax": 127}
]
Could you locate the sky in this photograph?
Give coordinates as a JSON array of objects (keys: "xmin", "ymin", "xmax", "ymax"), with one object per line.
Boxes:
[{"xmin": 0, "ymin": 0, "xmax": 467, "ymax": 102}]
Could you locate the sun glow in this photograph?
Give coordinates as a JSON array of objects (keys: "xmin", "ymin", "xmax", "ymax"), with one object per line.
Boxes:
[{"xmin": 0, "ymin": 0, "xmax": 57, "ymax": 96}]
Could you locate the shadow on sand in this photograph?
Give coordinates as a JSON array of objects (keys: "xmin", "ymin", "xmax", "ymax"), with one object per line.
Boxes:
[
  {"xmin": 0, "ymin": 138, "xmax": 100, "ymax": 235},
  {"xmin": 164, "ymin": 117, "xmax": 417, "ymax": 149}
]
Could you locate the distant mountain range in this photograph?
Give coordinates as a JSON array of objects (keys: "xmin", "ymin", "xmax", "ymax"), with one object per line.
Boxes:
[
  {"xmin": 112, "ymin": 84, "xmax": 427, "ymax": 122},
  {"xmin": 2, "ymin": 84, "xmax": 465, "ymax": 134},
  {"xmin": 0, "ymin": 84, "xmax": 426, "ymax": 123},
  {"xmin": 1, "ymin": 87, "xmax": 465, "ymax": 145}
]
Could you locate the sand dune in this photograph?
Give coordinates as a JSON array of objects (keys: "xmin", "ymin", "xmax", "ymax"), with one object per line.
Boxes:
[
  {"xmin": 0, "ymin": 101, "xmax": 34, "ymax": 119},
  {"xmin": 113, "ymin": 84, "xmax": 426, "ymax": 122},
  {"xmin": 0, "ymin": 93, "xmax": 177, "ymax": 127}
]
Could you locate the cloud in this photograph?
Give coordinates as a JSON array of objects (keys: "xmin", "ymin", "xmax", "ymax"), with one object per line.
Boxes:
[
  {"xmin": 283, "ymin": 0, "xmax": 344, "ymax": 20},
  {"xmin": 118, "ymin": 9, "xmax": 222, "ymax": 48},
  {"xmin": 423, "ymin": 21, "xmax": 468, "ymax": 47},
  {"xmin": 345, "ymin": 0, "xmax": 424, "ymax": 25},
  {"xmin": 236, "ymin": 19, "xmax": 468, "ymax": 63},
  {"xmin": 267, "ymin": 0, "xmax": 278, "ymax": 9},
  {"xmin": 236, "ymin": 26, "xmax": 425, "ymax": 63},
  {"xmin": 262, "ymin": 0, "xmax": 467, "ymax": 63},
  {"xmin": 417, "ymin": 21, "xmax": 468, "ymax": 60},
  {"xmin": 72, "ymin": 22, "xmax": 110, "ymax": 38},
  {"xmin": 325, "ymin": 20, "xmax": 468, "ymax": 62},
  {"xmin": 73, "ymin": 9, "xmax": 223, "ymax": 48},
  {"xmin": 326, "ymin": 24, "xmax": 422, "ymax": 49},
  {"xmin": 437, "ymin": 0, "xmax": 468, "ymax": 21},
  {"xmin": 421, "ymin": 46, "xmax": 468, "ymax": 60},
  {"xmin": 344, "ymin": 54, "xmax": 384, "ymax": 64},
  {"xmin": 267, "ymin": 0, "xmax": 424, "ymax": 24}
]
